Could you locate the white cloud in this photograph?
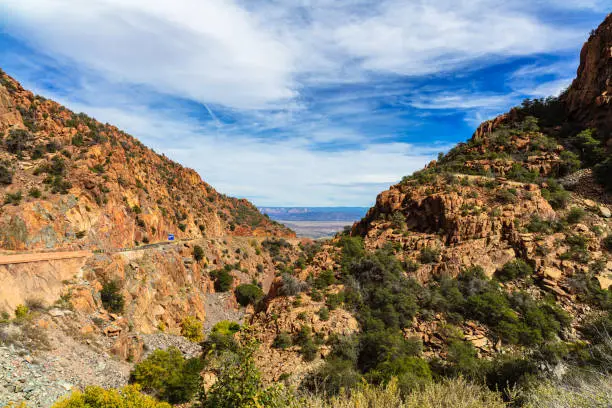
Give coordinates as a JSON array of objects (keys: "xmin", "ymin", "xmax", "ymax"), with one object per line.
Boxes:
[
  {"xmin": 1, "ymin": 0, "xmax": 591, "ymax": 109},
  {"xmin": 408, "ymin": 92, "xmax": 515, "ymax": 110},
  {"xmin": 69, "ymin": 102, "xmax": 436, "ymax": 206},
  {"xmin": 2, "ymin": 0, "xmax": 296, "ymax": 109},
  {"xmin": 0, "ymin": 0, "xmax": 605, "ymax": 205}
]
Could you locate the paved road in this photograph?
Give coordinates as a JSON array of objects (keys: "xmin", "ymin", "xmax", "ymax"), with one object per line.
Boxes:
[
  {"xmin": 0, "ymin": 250, "xmax": 93, "ymax": 266},
  {"xmin": 0, "ymin": 235, "xmax": 301, "ymax": 266}
]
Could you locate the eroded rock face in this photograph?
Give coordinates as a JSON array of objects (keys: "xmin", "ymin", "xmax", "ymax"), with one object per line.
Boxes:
[
  {"xmin": 250, "ymin": 291, "xmax": 359, "ymax": 384},
  {"xmin": 563, "ymin": 13, "xmax": 612, "ymax": 136},
  {"xmin": 0, "ymin": 71, "xmax": 294, "ymax": 251}
]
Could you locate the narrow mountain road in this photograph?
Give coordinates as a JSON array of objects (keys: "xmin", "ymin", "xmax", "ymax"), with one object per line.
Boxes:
[{"xmin": 0, "ymin": 250, "xmax": 92, "ymax": 265}]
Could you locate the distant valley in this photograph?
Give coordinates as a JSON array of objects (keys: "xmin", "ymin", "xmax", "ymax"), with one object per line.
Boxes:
[{"xmin": 260, "ymin": 207, "xmax": 369, "ymax": 238}]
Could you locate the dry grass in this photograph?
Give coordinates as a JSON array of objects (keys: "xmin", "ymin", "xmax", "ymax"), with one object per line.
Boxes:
[
  {"xmin": 523, "ymin": 373, "xmax": 612, "ymax": 408},
  {"xmin": 303, "ymin": 377, "xmax": 506, "ymax": 408}
]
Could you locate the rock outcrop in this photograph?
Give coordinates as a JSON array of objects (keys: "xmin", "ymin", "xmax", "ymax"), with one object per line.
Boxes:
[{"xmin": 563, "ymin": 13, "xmax": 612, "ymax": 137}]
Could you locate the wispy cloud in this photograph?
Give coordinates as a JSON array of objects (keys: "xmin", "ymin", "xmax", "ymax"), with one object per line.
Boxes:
[{"xmin": 0, "ymin": 1, "xmax": 607, "ymax": 205}]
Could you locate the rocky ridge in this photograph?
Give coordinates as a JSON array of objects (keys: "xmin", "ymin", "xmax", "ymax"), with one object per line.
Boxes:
[{"xmin": 0, "ymin": 71, "xmax": 293, "ymax": 251}]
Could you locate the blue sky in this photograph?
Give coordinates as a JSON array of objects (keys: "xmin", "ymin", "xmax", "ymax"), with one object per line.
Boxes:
[{"xmin": 0, "ymin": 1, "xmax": 608, "ymax": 206}]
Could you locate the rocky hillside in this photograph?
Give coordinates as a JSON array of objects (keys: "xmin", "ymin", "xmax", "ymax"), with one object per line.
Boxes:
[
  {"xmin": 0, "ymin": 72, "xmax": 293, "ymax": 250},
  {"xmin": 243, "ymin": 13, "xmax": 612, "ymax": 391}
]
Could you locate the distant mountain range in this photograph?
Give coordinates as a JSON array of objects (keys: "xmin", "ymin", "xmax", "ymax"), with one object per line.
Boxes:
[{"xmin": 259, "ymin": 207, "xmax": 369, "ymax": 222}]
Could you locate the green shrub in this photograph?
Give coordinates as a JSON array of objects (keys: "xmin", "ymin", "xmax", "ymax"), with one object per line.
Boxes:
[
  {"xmin": 370, "ymin": 356, "xmax": 433, "ymax": 394},
  {"xmin": 202, "ymin": 321, "xmax": 241, "ymax": 354},
  {"xmin": 561, "ymin": 234, "xmax": 590, "ymax": 263},
  {"xmin": 495, "ymin": 189, "xmax": 517, "ymax": 204},
  {"xmin": 212, "ymin": 320, "xmax": 241, "ymax": 336},
  {"xmin": 180, "ymin": 316, "xmax": 203, "ymax": 342},
  {"xmin": 193, "ymin": 245, "xmax": 204, "ymax": 262},
  {"xmin": 28, "ymin": 187, "xmax": 41, "ymax": 198},
  {"xmin": 526, "ymin": 215, "xmax": 563, "ymax": 234},
  {"xmin": 314, "ymin": 269, "xmax": 336, "ymax": 289},
  {"xmin": 14, "ymin": 304, "xmax": 29, "ymax": 319},
  {"xmin": 5, "ymin": 129, "xmax": 32, "ymax": 154},
  {"xmin": 338, "ymin": 235, "xmax": 365, "ymax": 272},
  {"xmin": 0, "ymin": 163, "xmax": 12, "ymax": 185},
  {"xmin": 566, "ymin": 207, "xmax": 586, "ymax": 224},
  {"xmin": 484, "ymin": 355, "xmax": 537, "ymax": 395},
  {"xmin": 558, "ymin": 150, "xmax": 581, "ymax": 176},
  {"xmin": 100, "ymin": 280, "xmax": 124, "ymax": 313},
  {"xmin": 235, "ymin": 284, "xmax": 264, "ymax": 307},
  {"xmin": 572, "ymin": 128, "xmax": 605, "ymax": 167},
  {"xmin": 603, "ymin": 235, "xmax": 612, "ymax": 252},
  {"xmin": 542, "ymin": 179, "xmax": 570, "ymax": 209},
  {"xmin": 52, "ymin": 385, "xmax": 171, "ymax": 408},
  {"xmin": 594, "ymin": 157, "xmax": 612, "ymax": 192},
  {"xmin": 496, "ymin": 259, "xmax": 533, "ymax": 282},
  {"xmin": 4, "ymin": 190, "xmax": 22, "ymax": 205},
  {"xmin": 447, "ymin": 340, "xmax": 481, "ymax": 379},
  {"xmin": 201, "ymin": 336, "xmax": 292, "ymax": 408},
  {"xmin": 300, "ymin": 338, "xmax": 319, "ymax": 361},
  {"xmin": 419, "ymin": 247, "xmax": 440, "ymax": 264},
  {"xmin": 212, "ymin": 269, "xmax": 234, "ymax": 292},
  {"xmin": 71, "ymin": 134, "xmax": 84, "ymax": 146},
  {"xmin": 272, "ymin": 332, "xmax": 292, "ymax": 350},
  {"xmin": 325, "ymin": 292, "xmax": 345, "ymax": 310},
  {"xmin": 302, "ymin": 357, "xmax": 362, "ymax": 396},
  {"xmin": 507, "ymin": 163, "xmax": 539, "ymax": 182},
  {"xmin": 130, "ymin": 347, "xmax": 204, "ymax": 403}
]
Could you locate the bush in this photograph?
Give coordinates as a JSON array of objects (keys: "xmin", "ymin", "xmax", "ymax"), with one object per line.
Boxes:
[
  {"xmin": 52, "ymin": 385, "xmax": 171, "ymax": 408},
  {"xmin": 572, "ymin": 128, "xmax": 605, "ymax": 167},
  {"xmin": 100, "ymin": 280, "xmax": 124, "ymax": 313},
  {"xmin": 193, "ymin": 245, "xmax": 204, "ymax": 262},
  {"xmin": 419, "ymin": 247, "xmax": 440, "ymax": 264},
  {"xmin": 212, "ymin": 320, "xmax": 241, "ymax": 336},
  {"xmin": 318, "ymin": 307, "xmax": 330, "ymax": 321},
  {"xmin": 542, "ymin": 180, "xmax": 570, "ymax": 209},
  {"xmin": 235, "ymin": 284, "xmax": 264, "ymax": 307},
  {"xmin": 130, "ymin": 347, "xmax": 204, "ymax": 403},
  {"xmin": 272, "ymin": 332, "xmax": 292, "ymax": 350},
  {"xmin": 278, "ymin": 273, "xmax": 309, "ymax": 296},
  {"xmin": 594, "ymin": 157, "xmax": 612, "ymax": 192},
  {"xmin": 202, "ymin": 321, "xmax": 241, "ymax": 354},
  {"xmin": 314, "ymin": 269, "xmax": 336, "ymax": 289},
  {"xmin": 496, "ymin": 259, "xmax": 533, "ymax": 282},
  {"xmin": 302, "ymin": 357, "xmax": 362, "ymax": 396},
  {"xmin": 370, "ymin": 356, "xmax": 433, "ymax": 394},
  {"xmin": 180, "ymin": 316, "xmax": 203, "ymax": 342},
  {"xmin": 603, "ymin": 235, "xmax": 612, "ymax": 252},
  {"xmin": 28, "ymin": 187, "xmax": 41, "ymax": 198},
  {"xmin": 566, "ymin": 207, "xmax": 586, "ymax": 224},
  {"xmin": 5, "ymin": 129, "xmax": 32, "ymax": 154},
  {"xmin": 14, "ymin": 304, "xmax": 29, "ymax": 319},
  {"xmin": 300, "ymin": 338, "xmax": 319, "ymax": 361},
  {"xmin": 212, "ymin": 269, "xmax": 234, "ymax": 292},
  {"xmin": 446, "ymin": 340, "xmax": 481, "ymax": 379},
  {"xmin": 495, "ymin": 189, "xmax": 517, "ymax": 204},
  {"xmin": 200, "ymin": 335, "xmax": 293, "ymax": 408},
  {"xmin": 4, "ymin": 190, "xmax": 22, "ymax": 205},
  {"xmin": 0, "ymin": 163, "xmax": 12, "ymax": 185}
]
